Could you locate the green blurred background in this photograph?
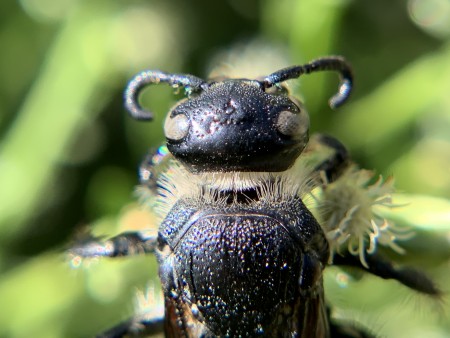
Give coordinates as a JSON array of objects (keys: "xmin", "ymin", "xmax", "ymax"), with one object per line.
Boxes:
[{"xmin": 0, "ymin": 0, "xmax": 449, "ymax": 337}]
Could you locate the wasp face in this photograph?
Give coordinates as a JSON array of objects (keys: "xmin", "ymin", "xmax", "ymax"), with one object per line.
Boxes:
[{"xmin": 163, "ymin": 80, "xmax": 309, "ymax": 172}]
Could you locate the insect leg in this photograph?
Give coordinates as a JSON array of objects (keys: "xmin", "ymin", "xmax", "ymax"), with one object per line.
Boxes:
[
  {"xmin": 96, "ymin": 315, "xmax": 164, "ymax": 338},
  {"xmin": 328, "ymin": 318, "xmax": 374, "ymax": 338},
  {"xmin": 69, "ymin": 146, "xmax": 171, "ymax": 261},
  {"xmin": 333, "ymin": 252, "xmax": 441, "ymax": 296},
  {"xmin": 138, "ymin": 145, "xmax": 172, "ymax": 196},
  {"xmin": 69, "ymin": 232, "xmax": 157, "ymax": 259},
  {"xmin": 306, "ymin": 133, "xmax": 351, "ymax": 184}
]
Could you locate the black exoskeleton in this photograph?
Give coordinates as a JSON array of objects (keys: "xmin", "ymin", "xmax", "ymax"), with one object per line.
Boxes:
[{"xmin": 70, "ymin": 57, "xmax": 440, "ymax": 338}]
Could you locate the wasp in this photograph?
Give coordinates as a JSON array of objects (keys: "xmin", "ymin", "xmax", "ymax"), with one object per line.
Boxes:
[{"xmin": 70, "ymin": 56, "xmax": 440, "ymax": 337}]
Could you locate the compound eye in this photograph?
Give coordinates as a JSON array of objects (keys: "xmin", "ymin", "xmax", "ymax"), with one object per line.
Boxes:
[
  {"xmin": 164, "ymin": 113, "xmax": 189, "ymax": 141},
  {"xmin": 275, "ymin": 109, "xmax": 309, "ymax": 138}
]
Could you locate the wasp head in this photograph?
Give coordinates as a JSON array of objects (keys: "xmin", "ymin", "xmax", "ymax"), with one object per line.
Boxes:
[
  {"xmin": 163, "ymin": 80, "xmax": 309, "ymax": 172},
  {"xmin": 124, "ymin": 57, "xmax": 352, "ymax": 173}
]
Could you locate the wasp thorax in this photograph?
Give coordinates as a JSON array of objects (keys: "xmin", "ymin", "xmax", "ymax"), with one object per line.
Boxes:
[{"xmin": 164, "ymin": 79, "xmax": 309, "ymax": 173}]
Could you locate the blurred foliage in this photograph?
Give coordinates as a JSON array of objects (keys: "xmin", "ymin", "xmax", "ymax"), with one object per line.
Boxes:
[{"xmin": 0, "ymin": 0, "xmax": 449, "ymax": 337}]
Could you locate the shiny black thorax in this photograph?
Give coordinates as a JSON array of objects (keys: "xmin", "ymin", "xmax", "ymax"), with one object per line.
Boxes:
[{"xmin": 156, "ymin": 192, "xmax": 329, "ymax": 337}]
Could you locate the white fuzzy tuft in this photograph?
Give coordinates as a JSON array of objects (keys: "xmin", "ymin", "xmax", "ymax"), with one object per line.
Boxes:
[{"xmin": 152, "ymin": 157, "xmax": 319, "ymax": 222}]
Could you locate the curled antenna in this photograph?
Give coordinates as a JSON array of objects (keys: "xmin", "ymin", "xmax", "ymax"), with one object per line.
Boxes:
[
  {"xmin": 124, "ymin": 71, "xmax": 207, "ymax": 120},
  {"xmin": 262, "ymin": 56, "xmax": 353, "ymax": 109}
]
